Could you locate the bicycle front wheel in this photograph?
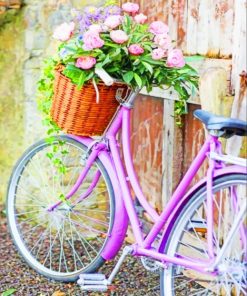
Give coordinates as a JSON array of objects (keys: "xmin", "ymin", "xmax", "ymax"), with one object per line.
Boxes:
[
  {"xmin": 6, "ymin": 136, "xmax": 115, "ymax": 282},
  {"xmin": 161, "ymin": 173, "xmax": 247, "ymax": 296}
]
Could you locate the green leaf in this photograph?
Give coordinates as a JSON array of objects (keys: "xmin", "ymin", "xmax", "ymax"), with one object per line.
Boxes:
[
  {"xmin": 141, "ymin": 56, "xmax": 164, "ymax": 66},
  {"xmin": 123, "ymin": 71, "xmax": 134, "ymax": 84},
  {"xmin": 78, "ymin": 72, "xmax": 86, "ymax": 89},
  {"xmin": 133, "ymin": 59, "xmax": 140, "ymax": 66},
  {"xmin": 104, "ymin": 42, "xmax": 119, "ymax": 48},
  {"xmin": 46, "ymin": 152, "xmax": 54, "ymax": 159},
  {"xmin": 134, "ymin": 73, "xmax": 142, "ymax": 88},
  {"xmin": 1, "ymin": 288, "xmax": 17, "ymax": 296},
  {"xmin": 101, "ymin": 54, "xmax": 111, "ymax": 66},
  {"xmin": 185, "ymin": 55, "xmax": 204, "ymax": 62},
  {"xmin": 141, "ymin": 61, "xmax": 153, "ymax": 74}
]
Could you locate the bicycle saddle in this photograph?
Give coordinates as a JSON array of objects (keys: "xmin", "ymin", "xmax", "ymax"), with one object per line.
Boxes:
[{"xmin": 193, "ymin": 109, "xmax": 247, "ymax": 138}]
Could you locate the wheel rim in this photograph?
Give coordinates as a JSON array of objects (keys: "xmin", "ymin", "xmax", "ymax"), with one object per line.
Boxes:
[
  {"xmin": 162, "ymin": 178, "xmax": 247, "ymax": 295},
  {"xmin": 7, "ymin": 139, "xmax": 114, "ymax": 278}
]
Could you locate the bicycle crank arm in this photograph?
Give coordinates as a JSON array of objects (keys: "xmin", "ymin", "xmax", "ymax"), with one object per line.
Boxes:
[{"xmin": 77, "ymin": 246, "xmax": 133, "ymax": 291}]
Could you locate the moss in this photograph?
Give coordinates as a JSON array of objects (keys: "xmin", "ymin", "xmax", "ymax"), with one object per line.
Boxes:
[{"xmin": 0, "ymin": 8, "xmax": 26, "ymax": 204}]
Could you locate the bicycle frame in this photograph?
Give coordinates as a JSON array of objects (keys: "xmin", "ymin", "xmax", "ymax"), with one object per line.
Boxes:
[{"xmin": 48, "ymin": 104, "xmax": 247, "ymax": 273}]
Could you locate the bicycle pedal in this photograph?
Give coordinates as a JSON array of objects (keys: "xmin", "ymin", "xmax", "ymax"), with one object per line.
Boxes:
[{"xmin": 77, "ymin": 273, "xmax": 108, "ymax": 292}]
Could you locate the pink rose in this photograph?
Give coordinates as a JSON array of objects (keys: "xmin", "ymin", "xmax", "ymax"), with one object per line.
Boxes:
[
  {"xmin": 76, "ymin": 56, "xmax": 97, "ymax": 70},
  {"xmin": 128, "ymin": 44, "xmax": 144, "ymax": 56},
  {"xmin": 83, "ymin": 31, "xmax": 104, "ymax": 50},
  {"xmin": 88, "ymin": 24, "xmax": 103, "ymax": 33},
  {"xmin": 134, "ymin": 13, "xmax": 147, "ymax": 24},
  {"xmin": 110, "ymin": 30, "xmax": 129, "ymax": 44},
  {"xmin": 167, "ymin": 49, "xmax": 185, "ymax": 68},
  {"xmin": 122, "ymin": 2, "xmax": 139, "ymax": 14},
  {"xmin": 149, "ymin": 21, "xmax": 169, "ymax": 35},
  {"xmin": 154, "ymin": 34, "xmax": 172, "ymax": 51},
  {"xmin": 53, "ymin": 22, "xmax": 75, "ymax": 41},
  {"xmin": 151, "ymin": 48, "xmax": 166, "ymax": 60},
  {"xmin": 104, "ymin": 15, "xmax": 122, "ymax": 29}
]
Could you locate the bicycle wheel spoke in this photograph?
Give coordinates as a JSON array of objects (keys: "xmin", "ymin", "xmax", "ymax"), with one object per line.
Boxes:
[
  {"xmin": 73, "ymin": 211, "xmax": 109, "ymax": 227},
  {"xmin": 7, "ymin": 137, "xmax": 113, "ymax": 280},
  {"xmin": 70, "ymin": 213, "xmax": 107, "ymax": 236},
  {"xmin": 162, "ymin": 177, "xmax": 247, "ymax": 295},
  {"xmin": 15, "ymin": 209, "xmax": 43, "ymax": 217},
  {"xmin": 69, "ymin": 219, "xmax": 97, "ymax": 257},
  {"xmin": 68, "ymin": 213, "xmax": 79, "ymax": 270},
  {"xmin": 43, "ymin": 221, "xmax": 63, "ymax": 266}
]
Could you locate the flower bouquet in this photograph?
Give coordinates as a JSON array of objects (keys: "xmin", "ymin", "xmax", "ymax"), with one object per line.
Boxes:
[{"xmin": 38, "ymin": 1, "xmax": 198, "ymax": 137}]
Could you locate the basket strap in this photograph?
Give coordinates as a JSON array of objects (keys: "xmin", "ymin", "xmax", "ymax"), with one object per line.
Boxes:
[{"xmin": 92, "ymin": 78, "xmax": 100, "ymax": 104}]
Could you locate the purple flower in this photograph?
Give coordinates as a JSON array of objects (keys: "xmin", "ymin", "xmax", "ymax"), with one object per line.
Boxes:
[
  {"xmin": 59, "ymin": 48, "xmax": 69, "ymax": 59},
  {"xmin": 84, "ymin": 6, "xmax": 102, "ymax": 22},
  {"xmin": 79, "ymin": 17, "xmax": 92, "ymax": 32},
  {"xmin": 103, "ymin": 5, "xmax": 122, "ymax": 18}
]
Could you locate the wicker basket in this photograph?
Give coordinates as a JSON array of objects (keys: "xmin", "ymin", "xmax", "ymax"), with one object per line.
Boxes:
[{"xmin": 51, "ymin": 66, "xmax": 129, "ymax": 136}]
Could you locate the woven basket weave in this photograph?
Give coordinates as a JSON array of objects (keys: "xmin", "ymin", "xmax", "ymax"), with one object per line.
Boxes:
[{"xmin": 51, "ymin": 66, "xmax": 129, "ymax": 136}]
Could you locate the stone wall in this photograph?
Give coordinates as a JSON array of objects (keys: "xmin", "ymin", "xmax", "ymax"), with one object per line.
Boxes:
[{"xmin": 0, "ymin": 0, "xmax": 102, "ymax": 203}]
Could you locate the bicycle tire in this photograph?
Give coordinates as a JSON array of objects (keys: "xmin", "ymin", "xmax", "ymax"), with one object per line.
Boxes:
[
  {"xmin": 6, "ymin": 135, "xmax": 116, "ymax": 282},
  {"xmin": 160, "ymin": 173, "xmax": 247, "ymax": 295}
]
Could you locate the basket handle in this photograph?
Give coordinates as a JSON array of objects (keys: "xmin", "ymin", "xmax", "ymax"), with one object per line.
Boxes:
[
  {"xmin": 92, "ymin": 78, "xmax": 100, "ymax": 104},
  {"xmin": 95, "ymin": 68, "xmax": 115, "ymax": 86}
]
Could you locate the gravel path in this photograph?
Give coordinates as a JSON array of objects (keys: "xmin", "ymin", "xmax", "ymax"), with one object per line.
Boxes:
[{"xmin": 0, "ymin": 209, "xmax": 160, "ymax": 296}]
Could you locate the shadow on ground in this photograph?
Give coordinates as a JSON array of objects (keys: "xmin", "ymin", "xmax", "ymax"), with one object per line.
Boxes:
[{"xmin": 0, "ymin": 209, "xmax": 160, "ymax": 296}]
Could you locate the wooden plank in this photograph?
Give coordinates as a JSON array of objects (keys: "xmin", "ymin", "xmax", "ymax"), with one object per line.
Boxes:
[
  {"xmin": 199, "ymin": 67, "xmax": 228, "ymax": 114},
  {"xmin": 186, "ymin": 0, "xmax": 198, "ymax": 55},
  {"xmin": 131, "ymin": 95, "xmax": 164, "ymax": 212},
  {"xmin": 167, "ymin": 0, "xmax": 178, "ymax": 43},
  {"xmin": 181, "ymin": 103, "xmax": 206, "ymax": 185},
  {"xmin": 207, "ymin": 0, "xmax": 221, "ymax": 57},
  {"xmin": 218, "ymin": 0, "xmax": 234, "ymax": 58},
  {"xmin": 162, "ymin": 99, "xmax": 175, "ymax": 206},
  {"xmin": 196, "ymin": 0, "xmax": 209, "ymax": 56},
  {"xmin": 226, "ymin": 0, "xmax": 247, "ymax": 157}
]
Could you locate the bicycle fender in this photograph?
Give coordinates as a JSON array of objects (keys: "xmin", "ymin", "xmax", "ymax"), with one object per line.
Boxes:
[
  {"xmin": 158, "ymin": 165, "xmax": 247, "ymax": 252},
  {"xmin": 68, "ymin": 135, "xmax": 129, "ymax": 260}
]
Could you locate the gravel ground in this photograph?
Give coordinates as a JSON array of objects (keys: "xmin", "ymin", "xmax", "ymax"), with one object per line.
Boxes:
[{"xmin": 0, "ymin": 209, "xmax": 161, "ymax": 296}]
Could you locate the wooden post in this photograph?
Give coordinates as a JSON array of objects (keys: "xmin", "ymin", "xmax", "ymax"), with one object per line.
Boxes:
[{"xmin": 199, "ymin": 67, "xmax": 233, "ymax": 116}]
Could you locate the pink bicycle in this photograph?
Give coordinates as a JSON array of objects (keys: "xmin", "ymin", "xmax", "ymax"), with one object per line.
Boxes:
[{"xmin": 6, "ymin": 91, "xmax": 247, "ymax": 295}]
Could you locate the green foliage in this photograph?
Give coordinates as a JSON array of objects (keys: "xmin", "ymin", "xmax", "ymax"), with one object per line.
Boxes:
[
  {"xmin": 53, "ymin": 14, "xmax": 198, "ymax": 119},
  {"xmin": 37, "ymin": 5, "xmax": 199, "ymax": 172},
  {"xmin": 1, "ymin": 288, "xmax": 17, "ymax": 296}
]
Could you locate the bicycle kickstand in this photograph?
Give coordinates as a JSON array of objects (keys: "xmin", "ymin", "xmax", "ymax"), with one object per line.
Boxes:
[{"xmin": 77, "ymin": 246, "xmax": 133, "ymax": 292}]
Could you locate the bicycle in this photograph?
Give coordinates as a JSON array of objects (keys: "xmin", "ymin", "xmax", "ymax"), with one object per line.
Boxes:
[{"xmin": 6, "ymin": 90, "xmax": 247, "ymax": 295}]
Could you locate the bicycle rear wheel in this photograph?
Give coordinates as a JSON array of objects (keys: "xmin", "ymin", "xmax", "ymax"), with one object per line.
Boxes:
[
  {"xmin": 161, "ymin": 173, "xmax": 247, "ymax": 295},
  {"xmin": 6, "ymin": 136, "xmax": 115, "ymax": 282}
]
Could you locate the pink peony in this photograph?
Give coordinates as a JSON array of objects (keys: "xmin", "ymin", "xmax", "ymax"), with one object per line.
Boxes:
[
  {"xmin": 110, "ymin": 30, "xmax": 129, "ymax": 44},
  {"xmin": 104, "ymin": 15, "xmax": 122, "ymax": 29},
  {"xmin": 122, "ymin": 2, "xmax": 139, "ymax": 14},
  {"xmin": 134, "ymin": 13, "xmax": 147, "ymax": 24},
  {"xmin": 83, "ymin": 31, "xmax": 104, "ymax": 50},
  {"xmin": 149, "ymin": 21, "xmax": 169, "ymax": 35},
  {"xmin": 53, "ymin": 22, "xmax": 75, "ymax": 41},
  {"xmin": 88, "ymin": 24, "xmax": 103, "ymax": 33},
  {"xmin": 128, "ymin": 44, "xmax": 144, "ymax": 56},
  {"xmin": 154, "ymin": 34, "xmax": 172, "ymax": 51},
  {"xmin": 151, "ymin": 48, "xmax": 166, "ymax": 60},
  {"xmin": 76, "ymin": 56, "xmax": 96, "ymax": 70},
  {"xmin": 167, "ymin": 49, "xmax": 185, "ymax": 68}
]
